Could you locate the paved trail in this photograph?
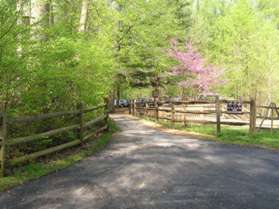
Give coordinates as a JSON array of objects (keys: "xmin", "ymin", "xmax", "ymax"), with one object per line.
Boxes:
[{"xmin": 1, "ymin": 114, "xmax": 279, "ymax": 209}]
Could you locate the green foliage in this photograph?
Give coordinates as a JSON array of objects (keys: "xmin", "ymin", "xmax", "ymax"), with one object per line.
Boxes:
[
  {"xmin": 114, "ymin": 0, "xmax": 188, "ymax": 94},
  {"xmin": 158, "ymin": 120, "xmax": 279, "ymax": 150},
  {"xmin": 3, "ymin": 0, "xmax": 279, "ymax": 107},
  {"xmin": 257, "ymin": 0, "xmax": 279, "ymax": 27},
  {"xmin": 186, "ymin": 124, "xmax": 279, "ymax": 149},
  {"xmin": 0, "ymin": 0, "xmax": 119, "ymax": 171},
  {"xmin": 0, "ymin": 0, "xmax": 118, "ymax": 114},
  {"xmin": 189, "ymin": 0, "xmax": 279, "ymax": 103},
  {"xmin": 1, "ymin": 0, "xmax": 191, "ymax": 110}
]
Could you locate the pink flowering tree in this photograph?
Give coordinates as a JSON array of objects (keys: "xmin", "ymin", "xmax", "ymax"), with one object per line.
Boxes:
[{"xmin": 169, "ymin": 39, "xmax": 222, "ymax": 96}]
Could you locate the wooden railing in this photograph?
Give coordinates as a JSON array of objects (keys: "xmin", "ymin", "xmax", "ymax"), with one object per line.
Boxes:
[
  {"xmin": 0, "ymin": 103, "xmax": 109, "ymax": 177},
  {"xmin": 256, "ymin": 103, "xmax": 279, "ymax": 131},
  {"xmin": 130, "ymin": 96, "xmax": 257, "ymax": 136}
]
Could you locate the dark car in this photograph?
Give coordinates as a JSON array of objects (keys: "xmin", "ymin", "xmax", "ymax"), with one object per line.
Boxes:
[{"xmin": 115, "ymin": 99, "xmax": 130, "ymax": 107}]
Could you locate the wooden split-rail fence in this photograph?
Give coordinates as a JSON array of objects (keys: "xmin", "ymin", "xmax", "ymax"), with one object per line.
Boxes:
[
  {"xmin": 130, "ymin": 96, "xmax": 257, "ymax": 135},
  {"xmin": 257, "ymin": 103, "xmax": 279, "ymax": 131},
  {"xmin": 0, "ymin": 102, "xmax": 109, "ymax": 177}
]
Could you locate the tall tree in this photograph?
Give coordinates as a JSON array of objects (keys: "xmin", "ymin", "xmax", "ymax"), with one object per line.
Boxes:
[
  {"xmin": 170, "ymin": 40, "xmax": 222, "ymax": 97},
  {"xmin": 79, "ymin": 0, "xmax": 90, "ymax": 32},
  {"xmin": 189, "ymin": 0, "xmax": 279, "ymax": 102},
  {"xmin": 16, "ymin": 0, "xmax": 31, "ymax": 55},
  {"xmin": 30, "ymin": 0, "xmax": 49, "ymax": 39},
  {"xmin": 113, "ymin": 0, "xmax": 187, "ymax": 97}
]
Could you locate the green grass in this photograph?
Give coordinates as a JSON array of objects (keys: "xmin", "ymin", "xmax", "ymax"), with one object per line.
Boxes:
[
  {"xmin": 157, "ymin": 120, "xmax": 279, "ymax": 150},
  {"xmin": 0, "ymin": 120, "xmax": 119, "ymax": 192}
]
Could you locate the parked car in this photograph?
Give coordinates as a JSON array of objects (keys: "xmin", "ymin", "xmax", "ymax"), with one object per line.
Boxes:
[
  {"xmin": 135, "ymin": 98, "xmax": 147, "ymax": 107},
  {"xmin": 170, "ymin": 96, "xmax": 182, "ymax": 103},
  {"xmin": 114, "ymin": 99, "xmax": 130, "ymax": 107}
]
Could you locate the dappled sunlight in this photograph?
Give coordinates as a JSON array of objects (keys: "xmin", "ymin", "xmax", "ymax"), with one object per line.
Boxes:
[
  {"xmin": 122, "ymin": 129, "xmax": 156, "ymax": 137},
  {"xmin": 1, "ymin": 115, "xmax": 279, "ymax": 209},
  {"xmin": 202, "ymin": 154, "xmax": 226, "ymax": 165},
  {"xmin": 101, "ymin": 164, "xmax": 168, "ymax": 193},
  {"xmin": 235, "ymin": 158, "xmax": 279, "ymax": 177},
  {"xmin": 73, "ymin": 186, "xmax": 99, "ymax": 201},
  {"xmin": 153, "ymin": 142, "xmax": 175, "ymax": 147},
  {"xmin": 2, "ymin": 0, "xmax": 279, "ymax": 207}
]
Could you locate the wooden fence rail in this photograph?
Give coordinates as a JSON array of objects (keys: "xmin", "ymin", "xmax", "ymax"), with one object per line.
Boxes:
[
  {"xmin": 0, "ymin": 102, "xmax": 109, "ymax": 177},
  {"xmin": 131, "ymin": 97, "xmax": 257, "ymax": 136},
  {"xmin": 256, "ymin": 103, "xmax": 279, "ymax": 131}
]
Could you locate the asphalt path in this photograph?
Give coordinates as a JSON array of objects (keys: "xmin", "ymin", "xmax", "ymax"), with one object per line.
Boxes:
[{"xmin": 1, "ymin": 114, "xmax": 279, "ymax": 209}]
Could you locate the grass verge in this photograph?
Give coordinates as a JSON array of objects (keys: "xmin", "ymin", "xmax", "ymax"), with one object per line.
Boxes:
[
  {"xmin": 146, "ymin": 118, "xmax": 279, "ymax": 150},
  {"xmin": 0, "ymin": 120, "xmax": 119, "ymax": 192}
]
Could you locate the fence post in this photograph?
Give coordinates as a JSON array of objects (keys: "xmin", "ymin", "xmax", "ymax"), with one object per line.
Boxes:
[
  {"xmin": 183, "ymin": 104, "xmax": 187, "ymax": 127},
  {"xmin": 129, "ymin": 100, "xmax": 133, "ymax": 115},
  {"xmin": 271, "ymin": 104, "xmax": 274, "ymax": 133},
  {"xmin": 104, "ymin": 98, "xmax": 110, "ymax": 131},
  {"xmin": 144, "ymin": 102, "xmax": 148, "ymax": 117},
  {"xmin": 78, "ymin": 103, "xmax": 84, "ymax": 143},
  {"xmin": 0, "ymin": 111, "xmax": 7, "ymax": 177},
  {"xmin": 155, "ymin": 100, "xmax": 159, "ymax": 121},
  {"xmin": 215, "ymin": 96, "xmax": 221, "ymax": 136},
  {"xmin": 132, "ymin": 100, "xmax": 135, "ymax": 115},
  {"xmin": 133, "ymin": 100, "xmax": 137, "ymax": 116},
  {"xmin": 171, "ymin": 103, "xmax": 175, "ymax": 126},
  {"xmin": 249, "ymin": 99, "xmax": 256, "ymax": 134}
]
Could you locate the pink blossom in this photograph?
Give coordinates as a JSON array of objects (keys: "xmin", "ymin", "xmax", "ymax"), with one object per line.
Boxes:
[{"xmin": 169, "ymin": 40, "xmax": 223, "ymax": 94}]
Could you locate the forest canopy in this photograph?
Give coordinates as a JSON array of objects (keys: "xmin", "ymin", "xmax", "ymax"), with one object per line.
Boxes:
[{"xmin": 1, "ymin": 0, "xmax": 279, "ymax": 114}]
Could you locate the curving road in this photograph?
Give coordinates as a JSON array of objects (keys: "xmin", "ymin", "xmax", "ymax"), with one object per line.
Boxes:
[{"xmin": 1, "ymin": 114, "xmax": 279, "ymax": 209}]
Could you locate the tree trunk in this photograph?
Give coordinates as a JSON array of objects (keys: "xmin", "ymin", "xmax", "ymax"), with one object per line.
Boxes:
[
  {"xmin": 16, "ymin": 0, "xmax": 24, "ymax": 55},
  {"xmin": 16, "ymin": 0, "xmax": 31, "ymax": 55},
  {"xmin": 31, "ymin": 0, "xmax": 46, "ymax": 25},
  {"xmin": 79, "ymin": 0, "xmax": 90, "ymax": 32},
  {"xmin": 45, "ymin": 1, "xmax": 52, "ymax": 27},
  {"xmin": 49, "ymin": 0, "xmax": 57, "ymax": 25},
  {"xmin": 16, "ymin": 0, "xmax": 24, "ymax": 25},
  {"xmin": 192, "ymin": 0, "xmax": 200, "ymax": 14},
  {"xmin": 116, "ymin": 84, "xmax": 121, "ymax": 105},
  {"xmin": 30, "ymin": 0, "xmax": 49, "ymax": 39}
]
